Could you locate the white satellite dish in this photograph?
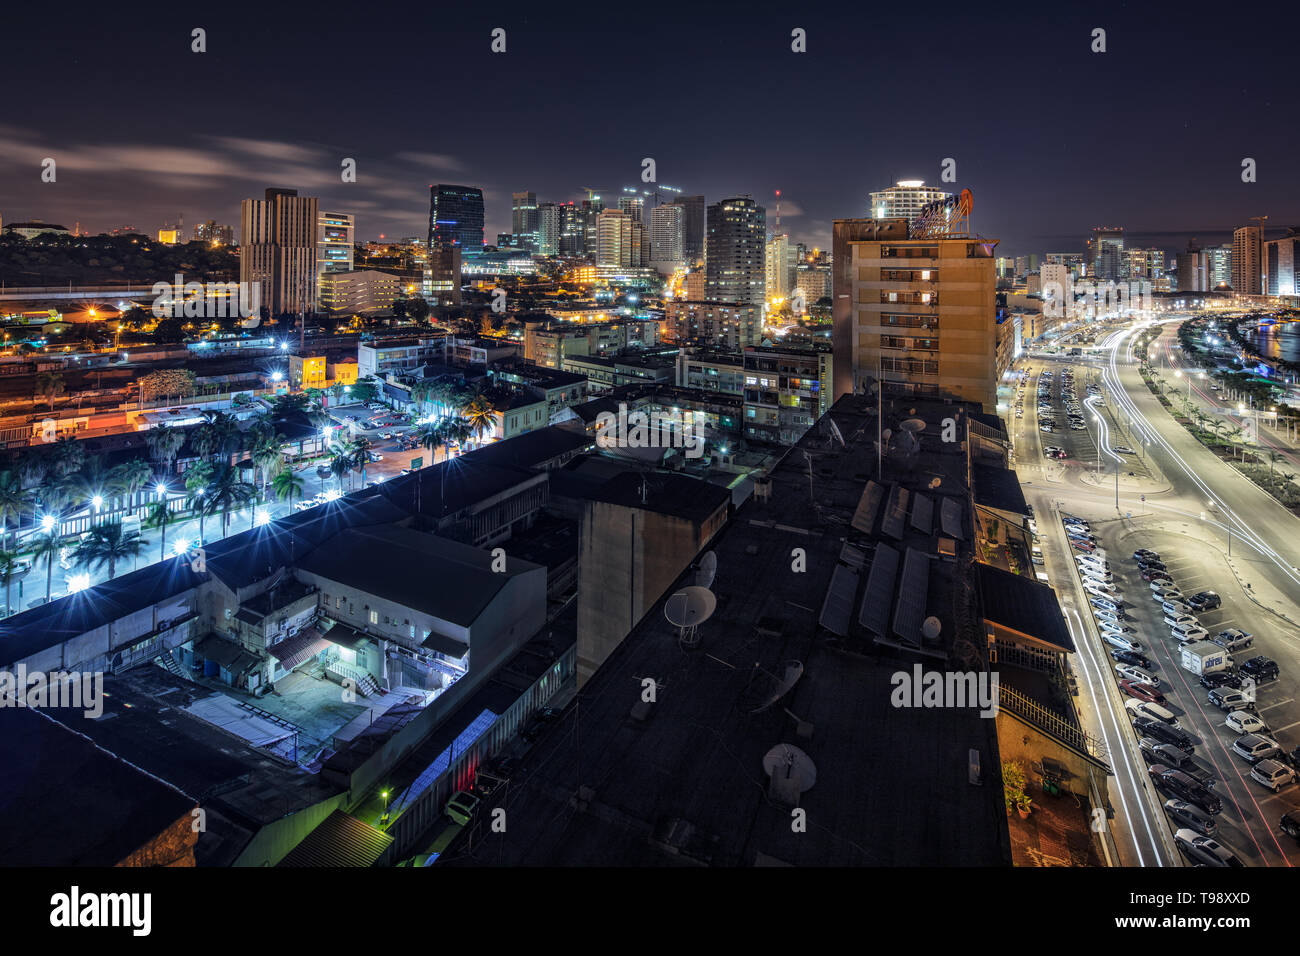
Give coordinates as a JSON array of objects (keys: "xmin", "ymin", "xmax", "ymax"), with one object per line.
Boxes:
[
  {"xmin": 763, "ymin": 744, "xmax": 817, "ymax": 793},
  {"xmin": 749, "ymin": 660, "xmax": 805, "ymax": 714},
  {"xmin": 694, "ymin": 551, "xmax": 718, "ymax": 589},
  {"xmin": 901, "ymin": 418, "xmax": 927, "ymax": 434},
  {"xmin": 922, "ymin": 616, "xmax": 942, "ymax": 643},
  {"xmin": 664, "ymin": 586, "xmax": 717, "ymax": 648}
]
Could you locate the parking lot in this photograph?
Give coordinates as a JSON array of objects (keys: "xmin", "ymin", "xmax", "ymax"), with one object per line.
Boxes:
[{"xmin": 1068, "ymin": 515, "xmax": 1300, "ymax": 866}]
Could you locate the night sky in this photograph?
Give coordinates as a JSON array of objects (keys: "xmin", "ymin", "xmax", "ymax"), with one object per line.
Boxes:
[{"xmin": 3, "ymin": 0, "xmax": 1297, "ymax": 258}]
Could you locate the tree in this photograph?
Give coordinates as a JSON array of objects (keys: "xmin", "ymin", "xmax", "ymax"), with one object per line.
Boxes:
[
  {"xmin": 1267, "ymin": 450, "xmax": 1285, "ymax": 485},
  {"xmin": 203, "ymin": 464, "xmax": 255, "ymax": 536},
  {"xmin": 459, "ymin": 393, "xmax": 496, "ymax": 445},
  {"xmin": 0, "ymin": 471, "xmax": 31, "ymax": 553},
  {"xmin": 348, "ymin": 437, "xmax": 372, "ymax": 488},
  {"xmin": 271, "ymin": 467, "xmax": 305, "ymax": 512},
  {"xmin": 414, "ymin": 421, "xmax": 445, "ymax": 465},
  {"xmin": 35, "ymin": 371, "xmax": 66, "ymax": 411},
  {"xmin": 184, "ymin": 460, "xmax": 215, "ymax": 543},
  {"xmin": 329, "ymin": 448, "xmax": 351, "ymax": 492},
  {"xmin": 144, "ymin": 424, "xmax": 185, "ymax": 474},
  {"xmin": 439, "ymin": 416, "xmax": 473, "ymax": 451},
  {"xmin": 249, "ymin": 424, "xmax": 286, "ymax": 500},
  {"xmin": 349, "ymin": 377, "xmax": 380, "ymax": 404},
  {"xmin": 74, "ymin": 521, "xmax": 146, "ymax": 581},
  {"xmin": 144, "ymin": 500, "xmax": 173, "ymax": 562},
  {"xmin": 110, "ymin": 458, "xmax": 153, "ymax": 507},
  {"xmin": 138, "ymin": 367, "xmax": 197, "ymax": 403},
  {"xmin": 0, "ymin": 550, "xmax": 18, "ymax": 617},
  {"xmin": 152, "ymin": 317, "xmax": 185, "ymax": 343},
  {"xmin": 271, "ymin": 392, "xmax": 310, "ymax": 416},
  {"xmin": 31, "ymin": 525, "xmax": 62, "ymax": 603}
]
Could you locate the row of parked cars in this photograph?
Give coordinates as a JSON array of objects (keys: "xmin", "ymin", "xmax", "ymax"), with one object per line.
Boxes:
[{"xmin": 1067, "ymin": 517, "xmax": 1244, "ymax": 865}]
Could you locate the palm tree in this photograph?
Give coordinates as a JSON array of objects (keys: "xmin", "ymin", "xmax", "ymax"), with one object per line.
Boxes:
[
  {"xmin": 144, "ymin": 500, "xmax": 173, "ymax": 562},
  {"xmin": 0, "ymin": 550, "xmax": 17, "ymax": 617},
  {"xmin": 1224, "ymin": 425, "xmax": 1243, "ymax": 460},
  {"xmin": 414, "ymin": 421, "xmax": 445, "ymax": 466},
  {"xmin": 247, "ymin": 421, "xmax": 286, "ymax": 501},
  {"xmin": 184, "ymin": 460, "xmax": 215, "ymax": 543},
  {"xmin": 348, "ymin": 437, "xmax": 372, "ymax": 488},
  {"xmin": 74, "ymin": 521, "xmax": 146, "ymax": 581},
  {"xmin": 35, "ymin": 370, "xmax": 66, "ymax": 412},
  {"xmin": 271, "ymin": 467, "xmax": 305, "ymax": 513},
  {"xmin": 0, "ymin": 471, "xmax": 31, "ymax": 553},
  {"xmin": 329, "ymin": 450, "xmax": 351, "ymax": 493},
  {"xmin": 203, "ymin": 464, "xmax": 255, "ymax": 537},
  {"xmin": 31, "ymin": 524, "xmax": 62, "ymax": 603},
  {"xmin": 459, "ymin": 393, "xmax": 497, "ymax": 446},
  {"xmin": 439, "ymin": 416, "xmax": 473, "ymax": 454},
  {"xmin": 111, "ymin": 458, "xmax": 153, "ymax": 510},
  {"xmin": 144, "ymin": 424, "xmax": 185, "ymax": 475},
  {"xmin": 49, "ymin": 435, "xmax": 84, "ymax": 477},
  {"xmin": 1267, "ymin": 450, "xmax": 1285, "ymax": 486}
]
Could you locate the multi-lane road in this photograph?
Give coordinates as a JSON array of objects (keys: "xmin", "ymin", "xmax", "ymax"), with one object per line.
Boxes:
[{"xmin": 1014, "ymin": 316, "xmax": 1300, "ymax": 867}]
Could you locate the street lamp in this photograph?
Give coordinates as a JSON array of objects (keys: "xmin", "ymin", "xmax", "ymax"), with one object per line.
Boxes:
[{"xmin": 40, "ymin": 514, "xmax": 56, "ymax": 532}]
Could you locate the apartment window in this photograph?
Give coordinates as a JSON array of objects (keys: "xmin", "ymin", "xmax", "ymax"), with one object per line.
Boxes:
[{"xmin": 369, "ymin": 609, "xmax": 379, "ymax": 625}]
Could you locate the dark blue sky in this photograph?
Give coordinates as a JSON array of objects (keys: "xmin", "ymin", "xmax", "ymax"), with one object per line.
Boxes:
[{"xmin": 3, "ymin": 0, "xmax": 1297, "ymax": 258}]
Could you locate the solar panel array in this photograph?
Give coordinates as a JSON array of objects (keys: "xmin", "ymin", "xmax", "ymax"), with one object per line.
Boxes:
[
  {"xmin": 910, "ymin": 492, "xmax": 933, "ymax": 535},
  {"xmin": 881, "ymin": 485, "xmax": 910, "ymax": 540},
  {"xmin": 891, "ymin": 548, "xmax": 931, "ymax": 646},
  {"xmin": 851, "ymin": 481, "xmax": 885, "ymax": 535},
  {"xmin": 940, "ymin": 496, "xmax": 964, "ymax": 540},
  {"xmin": 859, "ymin": 542, "xmax": 899, "ymax": 635},
  {"xmin": 818, "ymin": 563, "xmax": 859, "ymax": 637}
]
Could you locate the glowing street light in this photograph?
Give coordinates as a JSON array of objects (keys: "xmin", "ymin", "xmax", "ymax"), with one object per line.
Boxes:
[
  {"xmin": 156, "ymin": 482, "xmax": 168, "ymax": 496},
  {"xmin": 172, "ymin": 538, "xmax": 193, "ymax": 557},
  {"xmin": 40, "ymin": 514, "xmax": 56, "ymax": 532},
  {"xmin": 91, "ymin": 494, "xmax": 103, "ymax": 510},
  {"xmin": 254, "ymin": 510, "xmax": 271, "ymax": 527},
  {"xmin": 67, "ymin": 573, "xmax": 91, "ymax": 594},
  {"xmin": 271, "ymin": 370, "xmax": 284, "ymax": 383}
]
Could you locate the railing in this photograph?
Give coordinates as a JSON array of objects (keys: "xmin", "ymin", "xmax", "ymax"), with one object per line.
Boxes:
[{"xmin": 998, "ymin": 683, "xmax": 1110, "ymax": 768}]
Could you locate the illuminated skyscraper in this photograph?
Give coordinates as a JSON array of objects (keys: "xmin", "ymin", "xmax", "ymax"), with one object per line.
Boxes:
[
  {"xmin": 868, "ymin": 180, "xmax": 951, "ymax": 223},
  {"xmin": 240, "ymin": 187, "xmax": 318, "ymax": 315},
  {"xmin": 705, "ymin": 196, "xmax": 765, "ymax": 308},
  {"xmin": 649, "ymin": 203, "xmax": 684, "ymax": 272},
  {"xmin": 428, "ymin": 184, "xmax": 484, "ymax": 255},
  {"xmin": 1233, "ymin": 224, "xmax": 1263, "ymax": 295}
]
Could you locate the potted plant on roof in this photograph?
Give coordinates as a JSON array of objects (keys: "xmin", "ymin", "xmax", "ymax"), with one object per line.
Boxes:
[{"xmin": 1002, "ymin": 760, "xmax": 1032, "ymax": 818}]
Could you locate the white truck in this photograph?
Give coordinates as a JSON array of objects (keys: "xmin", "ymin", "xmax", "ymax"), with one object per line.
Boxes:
[{"xmin": 1181, "ymin": 640, "xmax": 1231, "ymax": 677}]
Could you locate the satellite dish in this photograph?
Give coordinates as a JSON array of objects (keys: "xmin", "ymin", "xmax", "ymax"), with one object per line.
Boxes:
[
  {"xmin": 763, "ymin": 744, "xmax": 817, "ymax": 793},
  {"xmin": 825, "ymin": 417, "xmax": 846, "ymax": 447},
  {"xmin": 695, "ymin": 551, "xmax": 717, "ymax": 589},
  {"xmin": 748, "ymin": 660, "xmax": 805, "ymax": 714},
  {"xmin": 922, "ymin": 616, "xmax": 942, "ymax": 642},
  {"xmin": 901, "ymin": 418, "xmax": 927, "ymax": 433},
  {"xmin": 665, "ymin": 586, "xmax": 716, "ymax": 648},
  {"xmin": 881, "ymin": 428, "xmax": 892, "ymax": 442}
]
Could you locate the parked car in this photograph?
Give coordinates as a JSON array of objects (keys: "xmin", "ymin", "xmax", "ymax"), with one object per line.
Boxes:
[
  {"xmin": 1280, "ymin": 809, "xmax": 1300, "ymax": 842},
  {"xmin": 1165, "ymin": 799, "xmax": 1217, "ymax": 838},
  {"xmin": 1172, "ymin": 624, "xmax": 1210, "ymax": 644},
  {"xmin": 1173, "ymin": 829, "xmax": 1242, "ymax": 867},
  {"xmin": 1200, "ymin": 670, "xmax": 1243, "ymax": 691},
  {"xmin": 1104, "ymin": 633, "xmax": 1142, "ymax": 653},
  {"xmin": 1225, "ymin": 710, "xmax": 1269, "ymax": 735},
  {"xmin": 1134, "ymin": 716, "xmax": 1194, "ymax": 754},
  {"xmin": 1232, "ymin": 733, "xmax": 1282, "ymax": 765},
  {"xmin": 1112, "ymin": 649, "xmax": 1154, "ymax": 670},
  {"xmin": 1099, "ymin": 622, "xmax": 1137, "ymax": 636},
  {"xmin": 1092, "ymin": 596, "xmax": 1122, "ymax": 613},
  {"xmin": 1116, "ymin": 663, "xmax": 1159, "ymax": 686},
  {"xmin": 1250, "ymin": 759, "xmax": 1296, "ymax": 793},
  {"xmin": 1141, "ymin": 737, "xmax": 1190, "ymax": 767},
  {"xmin": 1213, "ymin": 629, "xmax": 1253, "ymax": 652},
  {"xmin": 1209, "ymin": 688, "xmax": 1254, "ymax": 713},
  {"xmin": 1164, "ymin": 612, "xmax": 1200, "ymax": 631},
  {"xmin": 1126, "ymin": 698, "xmax": 1177, "ymax": 726},
  {"xmin": 1133, "ymin": 549, "xmax": 1160, "ymax": 562},
  {"xmin": 1142, "ymin": 568, "xmax": 1174, "ymax": 584},
  {"xmin": 1151, "ymin": 766, "xmax": 1222, "ymax": 815},
  {"xmin": 443, "ymin": 790, "xmax": 481, "ymax": 826},
  {"xmin": 1188, "ymin": 590, "xmax": 1222, "ymax": 612},
  {"xmin": 1120, "ymin": 678, "xmax": 1165, "ymax": 704},
  {"xmin": 1241, "ymin": 656, "xmax": 1280, "ymax": 682},
  {"xmin": 1073, "ymin": 538, "xmax": 1096, "ymax": 552},
  {"xmin": 521, "ymin": 706, "xmax": 563, "ymax": 742},
  {"xmin": 1151, "ymin": 584, "xmax": 1183, "ymax": 601}
]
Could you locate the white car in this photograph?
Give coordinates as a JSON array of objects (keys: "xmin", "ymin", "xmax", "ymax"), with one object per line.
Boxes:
[
  {"xmin": 1225, "ymin": 711, "xmax": 1270, "ymax": 735},
  {"xmin": 1103, "ymin": 633, "xmax": 1143, "ymax": 653},
  {"xmin": 1082, "ymin": 568, "xmax": 1115, "ymax": 586},
  {"xmin": 1094, "ymin": 608, "xmax": 1122, "ymax": 627},
  {"xmin": 1172, "ymin": 624, "xmax": 1210, "ymax": 644},
  {"xmin": 1116, "ymin": 663, "xmax": 1160, "ymax": 687},
  {"xmin": 1164, "ymin": 611, "xmax": 1199, "ymax": 630},
  {"xmin": 1151, "ymin": 585, "xmax": 1183, "ymax": 601}
]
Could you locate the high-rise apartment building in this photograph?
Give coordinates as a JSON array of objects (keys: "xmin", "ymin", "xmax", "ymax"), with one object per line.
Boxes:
[
  {"xmin": 1089, "ymin": 227, "xmax": 1125, "ymax": 280},
  {"xmin": 512, "ymin": 191, "xmax": 539, "ymax": 251},
  {"xmin": 1126, "ymin": 247, "xmax": 1164, "ymax": 283},
  {"xmin": 1177, "ymin": 240, "xmax": 1208, "ymax": 292},
  {"xmin": 193, "ymin": 219, "xmax": 234, "ymax": 244},
  {"xmin": 617, "ymin": 194, "xmax": 644, "ymax": 223},
  {"xmin": 595, "ymin": 210, "xmax": 644, "ymax": 268},
  {"xmin": 537, "ymin": 202, "xmax": 562, "ymax": 256},
  {"xmin": 1207, "ymin": 244, "xmax": 1232, "ymax": 289},
  {"xmin": 422, "ymin": 243, "xmax": 462, "ymax": 306},
  {"xmin": 705, "ymin": 196, "xmax": 765, "ymax": 308},
  {"xmin": 868, "ymin": 180, "xmax": 952, "ymax": 223},
  {"xmin": 560, "ymin": 202, "xmax": 585, "ymax": 256},
  {"xmin": 648, "ymin": 203, "xmax": 684, "ymax": 272},
  {"xmin": 317, "ymin": 211, "xmax": 355, "ymax": 294},
  {"xmin": 742, "ymin": 344, "xmax": 833, "ymax": 444},
  {"xmin": 240, "ymin": 187, "xmax": 319, "ymax": 316},
  {"xmin": 766, "ymin": 234, "xmax": 791, "ymax": 300},
  {"xmin": 1264, "ymin": 231, "xmax": 1300, "ymax": 296},
  {"xmin": 832, "ymin": 217, "xmax": 999, "ymax": 409},
  {"xmin": 1233, "ymin": 224, "xmax": 1263, "ymax": 295},
  {"xmin": 672, "ymin": 195, "xmax": 705, "ymax": 265},
  {"xmin": 428, "ymin": 184, "xmax": 485, "ymax": 255}
]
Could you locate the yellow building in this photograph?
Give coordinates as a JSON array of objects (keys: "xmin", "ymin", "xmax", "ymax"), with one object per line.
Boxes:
[
  {"xmin": 832, "ymin": 217, "xmax": 999, "ymax": 410},
  {"xmin": 329, "ymin": 361, "xmax": 358, "ymax": 387},
  {"xmin": 158, "ymin": 228, "xmax": 181, "ymax": 245},
  {"xmin": 289, "ymin": 355, "xmax": 328, "ymax": 390}
]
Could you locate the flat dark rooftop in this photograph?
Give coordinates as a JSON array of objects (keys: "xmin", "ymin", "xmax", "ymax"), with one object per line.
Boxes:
[
  {"xmin": 977, "ymin": 562, "xmax": 1075, "ymax": 653},
  {"xmin": 973, "ymin": 462, "xmax": 1031, "ymax": 517},
  {"xmin": 448, "ymin": 394, "xmax": 1011, "ymax": 867}
]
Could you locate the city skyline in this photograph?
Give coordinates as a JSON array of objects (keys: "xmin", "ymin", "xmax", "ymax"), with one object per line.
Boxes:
[{"xmin": 2, "ymin": 5, "xmax": 1299, "ymax": 256}]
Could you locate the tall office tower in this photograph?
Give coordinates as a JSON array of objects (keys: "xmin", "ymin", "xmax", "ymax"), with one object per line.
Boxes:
[
  {"xmin": 1089, "ymin": 227, "xmax": 1125, "ymax": 280},
  {"xmin": 596, "ymin": 209, "xmax": 644, "ymax": 267},
  {"xmin": 672, "ymin": 194, "xmax": 705, "ymax": 265},
  {"xmin": 832, "ymin": 217, "xmax": 1000, "ymax": 410},
  {"xmin": 537, "ymin": 202, "xmax": 562, "ymax": 256},
  {"xmin": 580, "ymin": 198, "xmax": 604, "ymax": 257},
  {"xmin": 1014, "ymin": 255, "xmax": 1030, "ymax": 278},
  {"xmin": 1233, "ymin": 224, "xmax": 1263, "ymax": 295},
  {"xmin": 241, "ymin": 187, "xmax": 319, "ymax": 316},
  {"xmin": 422, "ymin": 243, "xmax": 462, "ymax": 306},
  {"xmin": 317, "ymin": 211, "xmax": 355, "ymax": 292},
  {"xmin": 617, "ymin": 193, "xmax": 645, "ymax": 222},
  {"xmin": 868, "ymin": 180, "xmax": 951, "ymax": 223},
  {"xmin": 1264, "ymin": 230, "xmax": 1300, "ymax": 296},
  {"xmin": 649, "ymin": 203, "xmax": 685, "ymax": 272},
  {"xmin": 1125, "ymin": 247, "xmax": 1162, "ymax": 282},
  {"xmin": 512, "ymin": 191, "xmax": 540, "ymax": 251},
  {"xmin": 1177, "ymin": 240, "xmax": 1208, "ymax": 292},
  {"xmin": 1207, "ymin": 244, "xmax": 1232, "ymax": 288},
  {"xmin": 766, "ymin": 233, "xmax": 791, "ymax": 299},
  {"xmin": 705, "ymin": 196, "xmax": 766, "ymax": 307},
  {"xmin": 1041, "ymin": 262, "xmax": 1074, "ymax": 303},
  {"xmin": 427, "ymin": 184, "xmax": 485, "ymax": 255},
  {"xmin": 559, "ymin": 202, "xmax": 584, "ymax": 256}
]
